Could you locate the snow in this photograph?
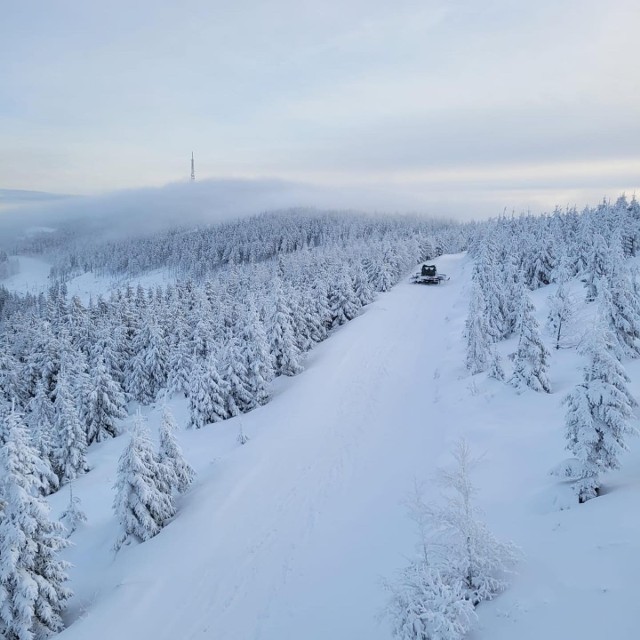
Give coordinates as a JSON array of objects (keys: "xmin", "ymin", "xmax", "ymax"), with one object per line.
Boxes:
[
  {"xmin": 34, "ymin": 252, "xmax": 640, "ymax": 639},
  {"xmin": 1, "ymin": 255, "xmax": 175, "ymax": 303}
]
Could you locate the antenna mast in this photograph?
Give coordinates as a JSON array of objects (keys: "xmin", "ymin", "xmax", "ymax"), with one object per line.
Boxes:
[{"xmin": 190, "ymin": 151, "xmax": 195, "ymax": 181}]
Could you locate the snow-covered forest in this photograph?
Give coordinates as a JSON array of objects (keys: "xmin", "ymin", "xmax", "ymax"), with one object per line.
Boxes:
[{"xmin": 2, "ymin": 195, "xmax": 640, "ymax": 639}]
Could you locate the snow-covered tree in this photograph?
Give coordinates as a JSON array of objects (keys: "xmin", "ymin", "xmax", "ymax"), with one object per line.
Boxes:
[
  {"xmin": 188, "ymin": 357, "xmax": 229, "ymax": 429},
  {"xmin": 465, "ymin": 272, "xmax": 492, "ymax": 374},
  {"xmin": 0, "ymin": 414, "xmax": 71, "ymax": 640},
  {"xmin": 563, "ymin": 324, "xmax": 637, "ymax": 502},
  {"xmin": 127, "ymin": 317, "xmax": 168, "ymax": 404},
  {"xmin": 220, "ymin": 336, "xmax": 253, "ymax": 417},
  {"xmin": 166, "ymin": 317, "xmax": 192, "ymax": 398},
  {"xmin": 327, "ymin": 267, "xmax": 360, "ymax": 329},
  {"xmin": 599, "ymin": 245, "xmax": 640, "ymax": 359},
  {"xmin": 429, "ymin": 440, "xmax": 519, "ymax": 604},
  {"xmin": 546, "ymin": 281, "xmax": 576, "ymax": 350},
  {"xmin": 353, "ymin": 263, "xmax": 375, "ymax": 307},
  {"xmin": 82, "ymin": 358, "xmax": 127, "ymax": 445},
  {"xmin": 59, "ymin": 482, "xmax": 87, "ymax": 536},
  {"xmin": 158, "ymin": 407, "xmax": 195, "ymax": 495},
  {"xmin": 240, "ymin": 306, "xmax": 274, "ymax": 409},
  {"xmin": 113, "ymin": 413, "xmax": 176, "ymax": 548},
  {"xmin": 487, "ymin": 348, "xmax": 505, "ymax": 381},
  {"xmin": 509, "ymin": 295, "xmax": 551, "ymax": 393},
  {"xmin": 267, "ymin": 281, "xmax": 303, "ymax": 377},
  {"xmin": 51, "ymin": 368, "xmax": 88, "ymax": 483},
  {"xmin": 24, "ymin": 383, "xmax": 59, "ymax": 496},
  {"xmin": 583, "ymin": 233, "xmax": 609, "ymax": 302},
  {"xmin": 385, "ymin": 441, "xmax": 517, "ymax": 639},
  {"xmin": 0, "ymin": 341, "xmax": 23, "ymax": 410}
]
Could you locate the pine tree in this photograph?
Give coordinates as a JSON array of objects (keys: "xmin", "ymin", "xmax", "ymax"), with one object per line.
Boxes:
[
  {"xmin": 510, "ymin": 295, "xmax": 551, "ymax": 393},
  {"xmin": 113, "ymin": 413, "xmax": 175, "ymax": 547},
  {"xmin": 564, "ymin": 325, "xmax": 637, "ymax": 502},
  {"xmin": 0, "ymin": 414, "xmax": 71, "ymax": 640},
  {"xmin": 158, "ymin": 407, "xmax": 195, "ymax": 494}
]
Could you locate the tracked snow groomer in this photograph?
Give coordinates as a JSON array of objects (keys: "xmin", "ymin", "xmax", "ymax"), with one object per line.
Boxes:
[{"xmin": 410, "ymin": 263, "xmax": 450, "ymax": 285}]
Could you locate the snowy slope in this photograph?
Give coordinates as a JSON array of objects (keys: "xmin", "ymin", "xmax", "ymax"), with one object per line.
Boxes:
[
  {"xmin": 2, "ymin": 255, "xmax": 174, "ymax": 303},
  {"xmin": 48, "ymin": 252, "xmax": 640, "ymax": 640}
]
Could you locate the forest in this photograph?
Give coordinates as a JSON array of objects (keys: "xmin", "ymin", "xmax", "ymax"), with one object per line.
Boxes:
[{"xmin": 1, "ymin": 195, "xmax": 640, "ymax": 639}]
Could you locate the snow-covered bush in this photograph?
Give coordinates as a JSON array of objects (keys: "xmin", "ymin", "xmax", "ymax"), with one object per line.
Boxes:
[{"xmin": 385, "ymin": 563, "xmax": 476, "ymax": 640}]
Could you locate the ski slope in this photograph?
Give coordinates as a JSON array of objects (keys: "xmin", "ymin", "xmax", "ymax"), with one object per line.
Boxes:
[{"xmin": 51, "ymin": 252, "xmax": 640, "ymax": 640}]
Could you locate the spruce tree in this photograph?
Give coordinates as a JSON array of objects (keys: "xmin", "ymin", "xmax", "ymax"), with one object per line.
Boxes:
[
  {"xmin": 82, "ymin": 359, "xmax": 127, "ymax": 445},
  {"xmin": 465, "ymin": 273, "xmax": 492, "ymax": 375},
  {"xmin": 583, "ymin": 233, "xmax": 609, "ymax": 302},
  {"xmin": 0, "ymin": 414, "xmax": 71, "ymax": 640},
  {"xmin": 188, "ymin": 357, "xmax": 230, "ymax": 429},
  {"xmin": 510, "ymin": 295, "xmax": 551, "ymax": 393},
  {"xmin": 327, "ymin": 268, "xmax": 360, "ymax": 329},
  {"xmin": 113, "ymin": 413, "xmax": 175, "ymax": 547},
  {"xmin": 25, "ymin": 383, "xmax": 59, "ymax": 496},
  {"xmin": 600, "ymin": 245, "xmax": 640, "ymax": 359},
  {"xmin": 158, "ymin": 407, "xmax": 195, "ymax": 495},
  {"xmin": 52, "ymin": 368, "xmax": 88, "ymax": 483},
  {"xmin": 564, "ymin": 325, "xmax": 637, "ymax": 502},
  {"xmin": 267, "ymin": 281, "xmax": 303, "ymax": 377},
  {"xmin": 240, "ymin": 306, "xmax": 274, "ymax": 409},
  {"xmin": 220, "ymin": 336, "xmax": 253, "ymax": 416}
]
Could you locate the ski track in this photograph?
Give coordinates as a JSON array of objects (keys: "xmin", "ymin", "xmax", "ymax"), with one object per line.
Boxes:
[{"xmin": 55, "ymin": 254, "xmax": 466, "ymax": 640}]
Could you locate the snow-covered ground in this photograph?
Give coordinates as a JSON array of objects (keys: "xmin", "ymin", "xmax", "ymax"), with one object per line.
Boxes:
[
  {"xmin": 1, "ymin": 255, "xmax": 174, "ymax": 303},
  {"xmin": 37, "ymin": 252, "xmax": 640, "ymax": 640}
]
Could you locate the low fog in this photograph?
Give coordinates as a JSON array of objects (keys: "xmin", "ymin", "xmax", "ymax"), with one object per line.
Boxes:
[
  {"xmin": 0, "ymin": 178, "xmax": 463, "ymax": 250},
  {"xmin": 2, "ymin": 174, "xmax": 637, "ymax": 254}
]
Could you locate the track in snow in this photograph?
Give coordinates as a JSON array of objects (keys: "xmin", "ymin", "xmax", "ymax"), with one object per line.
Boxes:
[{"xmin": 59, "ymin": 254, "xmax": 470, "ymax": 640}]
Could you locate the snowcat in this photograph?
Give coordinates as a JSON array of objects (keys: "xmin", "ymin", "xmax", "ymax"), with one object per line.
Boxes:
[{"xmin": 410, "ymin": 263, "xmax": 449, "ymax": 285}]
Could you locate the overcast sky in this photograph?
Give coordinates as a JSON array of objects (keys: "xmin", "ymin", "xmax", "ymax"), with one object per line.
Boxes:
[{"xmin": 1, "ymin": 0, "xmax": 639, "ymax": 217}]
